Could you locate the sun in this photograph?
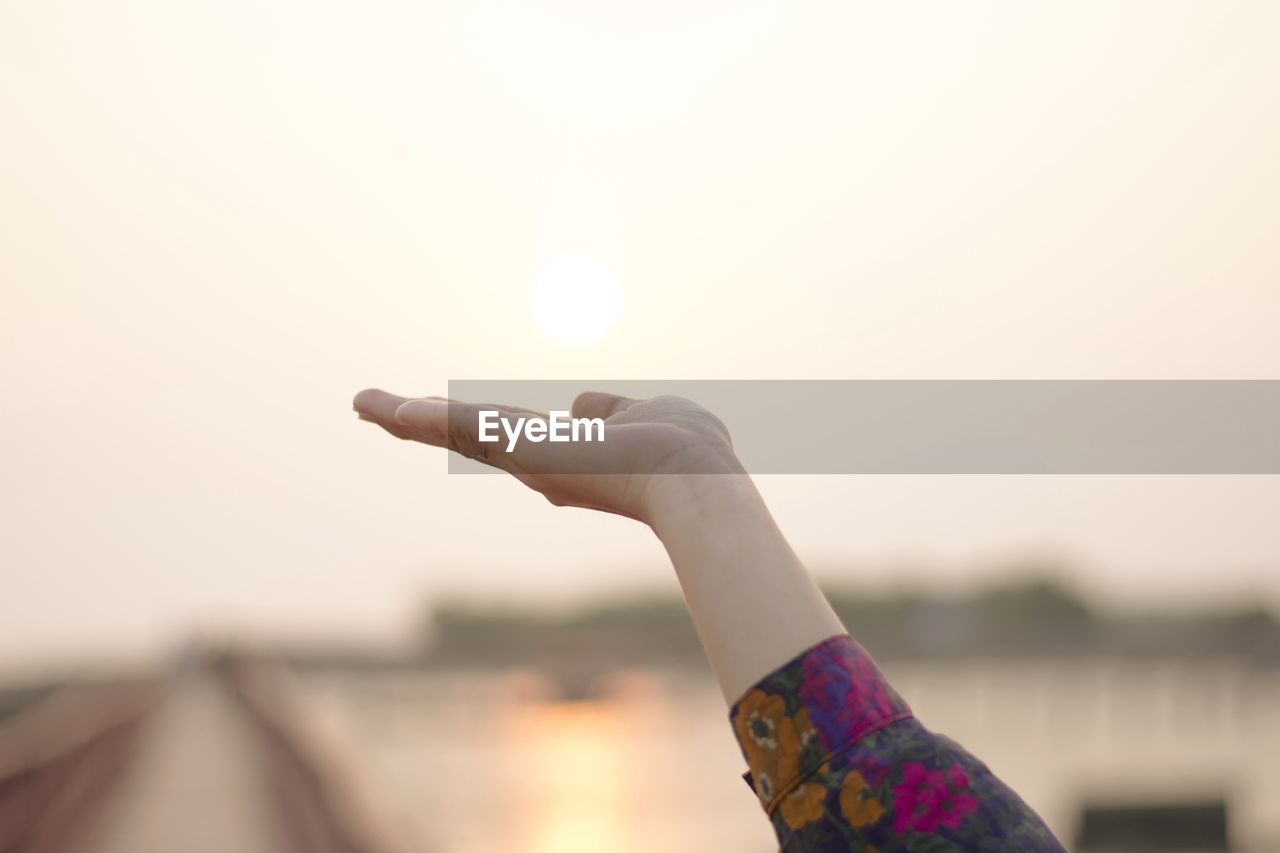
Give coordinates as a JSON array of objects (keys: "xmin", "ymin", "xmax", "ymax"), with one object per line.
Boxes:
[{"xmin": 529, "ymin": 253, "xmax": 622, "ymax": 345}]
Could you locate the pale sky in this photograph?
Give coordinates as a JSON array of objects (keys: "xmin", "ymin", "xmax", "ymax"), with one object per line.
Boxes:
[{"xmin": 3, "ymin": 1, "xmax": 1279, "ymax": 674}]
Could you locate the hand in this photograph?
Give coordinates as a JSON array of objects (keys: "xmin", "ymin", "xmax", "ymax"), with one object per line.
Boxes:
[
  {"xmin": 354, "ymin": 387, "xmax": 846, "ymax": 703},
  {"xmin": 352, "ymin": 389, "xmax": 746, "ymax": 526}
]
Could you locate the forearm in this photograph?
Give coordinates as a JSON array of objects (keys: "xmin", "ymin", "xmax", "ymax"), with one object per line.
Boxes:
[{"xmin": 647, "ymin": 473, "xmax": 846, "ymax": 704}]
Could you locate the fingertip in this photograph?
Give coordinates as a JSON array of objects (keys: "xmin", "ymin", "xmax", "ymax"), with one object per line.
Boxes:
[{"xmin": 352, "ymin": 387, "xmax": 386, "ymax": 413}]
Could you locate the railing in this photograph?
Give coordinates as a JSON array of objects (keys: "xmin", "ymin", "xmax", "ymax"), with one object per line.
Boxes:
[
  {"xmin": 220, "ymin": 660, "xmax": 421, "ymax": 853},
  {"xmin": 0, "ymin": 681, "xmax": 157, "ymax": 853}
]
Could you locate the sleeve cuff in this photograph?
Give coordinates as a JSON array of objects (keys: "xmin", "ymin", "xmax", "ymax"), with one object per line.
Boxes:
[{"xmin": 728, "ymin": 634, "xmax": 913, "ymax": 814}]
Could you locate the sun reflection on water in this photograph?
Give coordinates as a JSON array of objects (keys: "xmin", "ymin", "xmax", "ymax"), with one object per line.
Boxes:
[
  {"xmin": 505, "ymin": 701, "xmax": 630, "ymax": 853},
  {"xmin": 305, "ymin": 671, "xmax": 778, "ymax": 853}
]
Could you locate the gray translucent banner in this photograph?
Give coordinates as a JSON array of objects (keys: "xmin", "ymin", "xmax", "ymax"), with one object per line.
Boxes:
[{"xmin": 444, "ymin": 380, "xmax": 1280, "ymax": 474}]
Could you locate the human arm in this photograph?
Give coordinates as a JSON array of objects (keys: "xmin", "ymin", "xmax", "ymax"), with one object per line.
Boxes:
[{"xmin": 352, "ymin": 388, "xmax": 1065, "ymax": 851}]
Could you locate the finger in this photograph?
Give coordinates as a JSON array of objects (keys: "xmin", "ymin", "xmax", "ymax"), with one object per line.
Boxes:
[
  {"xmin": 571, "ymin": 391, "xmax": 638, "ymax": 421},
  {"xmin": 353, "ymin": 387, "xmax": 413, "ymax": 419},
  {"xmin": 396, "ymin": 398, "xmax": 617, "ymax": 476},
  {"xmin": 479, "ymin": 401, "xmax": 545, "ymax": 418},
  {"xmin": 394, "ymin": 398, "xmax": 528, "ymax": 472},
  {"xmin": 352, "ymin": 388, "xmax": 421, "ymax": 441},
  {"xmin": 387, "ymin": 394, "xmax": 545, "ymax": 420}
]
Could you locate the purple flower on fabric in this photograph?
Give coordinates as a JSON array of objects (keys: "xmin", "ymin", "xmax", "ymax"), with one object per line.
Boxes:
[
  {"xmin": 851, "ymin": 752, "xmax": 894, "ymax": 789},
  {"xmin": 892, "ymin": 762, "xmax": 980, "ymax": 834},
  {"xmin": 797, "ymin": 638, "xmax": 901, "ymax": 750}
]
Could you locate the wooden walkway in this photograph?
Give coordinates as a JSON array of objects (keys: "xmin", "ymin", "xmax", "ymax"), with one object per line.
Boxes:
[
  {"xmin": 77, "ymin": 675, "xmax": 282, "ymax": 853},
  {"xmin": 0, "ymin": 664, "xmax": 418, "ymax": 853}
]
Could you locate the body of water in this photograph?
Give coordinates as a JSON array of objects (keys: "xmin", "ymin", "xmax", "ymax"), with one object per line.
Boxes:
[{"xmin": 297, "ymin": 658, "xmax": 1280, "ymax": 852}]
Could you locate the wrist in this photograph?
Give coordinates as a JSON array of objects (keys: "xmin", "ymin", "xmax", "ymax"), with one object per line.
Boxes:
[
  {"xmin": 645, "ymin": 468, "xmax": 768, "ymax": 544},
  {"xmin": 643, "ymin": 465, "xmax": 846, "ymax": 704}
]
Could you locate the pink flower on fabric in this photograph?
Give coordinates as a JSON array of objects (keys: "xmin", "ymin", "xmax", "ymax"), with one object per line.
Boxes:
[
  {"xmin": 797, "ymin": 638, "xmax": 903, "ymax": 750},
  {"xmin": 892, "ymin": 762, "xmax": 980, "ymax": 833}
]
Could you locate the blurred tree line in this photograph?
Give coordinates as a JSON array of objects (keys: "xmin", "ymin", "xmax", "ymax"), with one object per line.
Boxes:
[{"xmin": 419, "ymin": 572, "xmax": 1280, "ymax": 673}]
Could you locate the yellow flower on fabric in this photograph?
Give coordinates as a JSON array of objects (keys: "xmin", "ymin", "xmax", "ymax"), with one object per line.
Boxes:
[
  {"xmin": 774, "ymin": 708, "xmax": 818, "ymax": 779},
  {"xmin": 734, "ymin": 690, "xmax": 789, "ymax": 800},
  {"xmin": 839, "ymin": 770, "xmax": 885, "ymax": 827},
  {"xmin": 779, "ymin": 781, "xmax": 827, "ymax": 829},
  {"xmin": 735, "ymin": 690, "xmax": 786, "ymax": 758},
  {"xmin": 736, "ymin": 696, "xmax": 827, "ymax": 812}
]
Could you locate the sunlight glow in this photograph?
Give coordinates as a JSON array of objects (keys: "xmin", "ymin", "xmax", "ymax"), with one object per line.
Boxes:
[
  {"xmin": 529, "ymin": 253, "xmax": 622, "ymax": 345},
  {"xmin": 515, "ymin": 702, "xmax": 627, "ymax": 853}
]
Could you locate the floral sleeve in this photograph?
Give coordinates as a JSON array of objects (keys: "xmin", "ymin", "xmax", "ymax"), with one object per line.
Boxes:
[{"xmin": 729, "ymin": 635, "xmax": 1065, "ymax": 852}]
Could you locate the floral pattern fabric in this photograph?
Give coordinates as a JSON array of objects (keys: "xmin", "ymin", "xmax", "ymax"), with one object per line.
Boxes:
[{"xmin": 729, "ymin": 635, "xmax": 1065, "ymax": 851}]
